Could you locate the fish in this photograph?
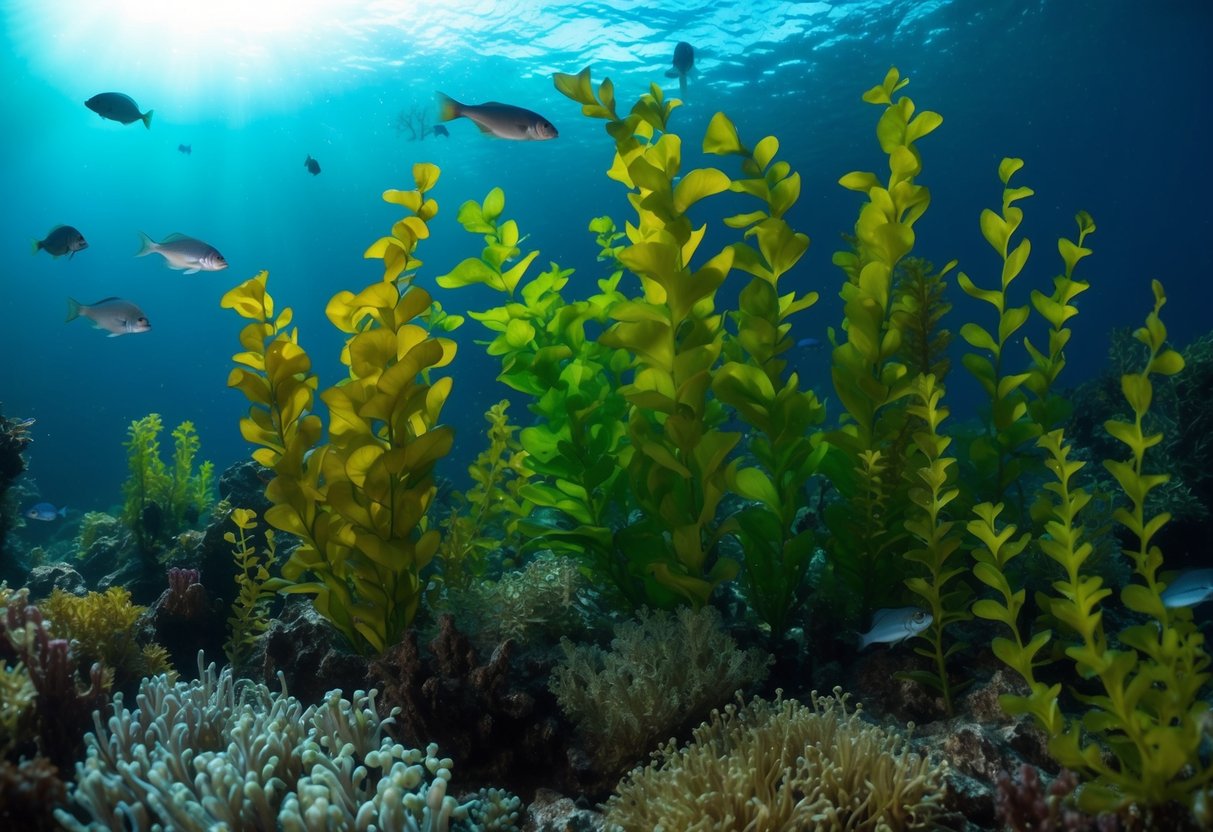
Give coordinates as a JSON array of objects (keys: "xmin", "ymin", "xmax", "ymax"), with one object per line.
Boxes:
[
  {"xmin": 25, "ymin": 502, "xmax": 66, "ymax": 522},
  {"xmin": 665, "ymin": 41, "xmax": 695, "ymax": 99},
  {"xmin": 857, "ymin": 607, "xmax": 932, "ymax": 649},
  {"xmin": 66, "ymin": 297, "xmax": 151, "ymax": 337},
  {"xmin": 178, "ymin": 144, "xmax": 192, "ymax": 155},
  {"xmin": 1161, "ymin": 569, "xmax": 1213, "ymax": 608},
  {"xmin": 136, "ymin": 232, "xmax": 227, "ymax": 273},
  {"xmin": 432, "ymin": 124, "xmax": 449, "ymax": 138},
  {"xmin": 436, "ymin": 93, "xmax": 558, "ymax": 141},
  {"xmin": 796, "ymin": 336, "xmax": 823, "ymax": 350},
  {"xmin": 85, "ymin": 92, "xmax": 153, "ymax": 129},
  {"xmin": 304, "ymin": 155, "xmax": 321, "ymax": 175},
  {"xmin": 33, "ymin": 225, "xmax": 88, "ymax": 258}
]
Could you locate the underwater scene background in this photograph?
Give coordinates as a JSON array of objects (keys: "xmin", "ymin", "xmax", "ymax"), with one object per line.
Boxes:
[{"xmin": 2, "ymin": 0, "xmax": 1213, "ymax": 830}]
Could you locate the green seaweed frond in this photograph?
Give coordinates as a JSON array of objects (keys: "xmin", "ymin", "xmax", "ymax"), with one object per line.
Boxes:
[
  {"xmin": 224, "ymin": 508, "xmax": 286, "ymax": 668},
  {"xmin": 42, "ymin": 587, "xmax": 173, "ymax": 690}
]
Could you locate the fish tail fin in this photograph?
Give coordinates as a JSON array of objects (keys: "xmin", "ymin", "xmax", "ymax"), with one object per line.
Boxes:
[
  {"xmin": 136, "ymin": 231, "xmax": 156, "ymax": 257},
  {"xmin": 66, "ymin": 297, "xmax": 81, "ymax": 322},
  {"xmin": 32, "ymin": 239, "xmax": 41, "ymax": 254},
  {"xmin": 142, "ymin": 109, "xmax": 154, "ymax": 129},
  {"xmin": 436, "ymin": 92, "xmax": 460, "ymax": 122},
  {"xmin": 58, "ymin": 506, "xmax": 67, "ymax": 517}
]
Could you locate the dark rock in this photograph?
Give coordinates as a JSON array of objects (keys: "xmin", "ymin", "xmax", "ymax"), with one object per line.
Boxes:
[
  {"xmin": 217, "ymin": 461, "xmax": 272, "ymax": 516},
  {"xmin": 143, "ymin": 568, "xmax": 226, "ymax": 680},
  {"xmin": 25, "ymin": 563, "xmax": 85, "ymax": 598},
  {"xmin": 523, "ymin": 788, "xmax": 605, "ymax": 832},
  {"xmin": 254, "ymin": 597, "xmax": 368, "ymax": 705}
]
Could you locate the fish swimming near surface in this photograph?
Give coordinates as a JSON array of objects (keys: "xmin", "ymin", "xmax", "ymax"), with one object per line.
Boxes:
[
  {"xmin": 26, "ymin": 502, "xmax": 66, "ymax": 522},
  {"xmin": 665, "ymin": 41, "xmax": 695, "ymax": 99},
  {"xmin": 178, "ymin": 144, "xmax": 192, "ymax": 155},
  {"xmin": 304, "ymin": 155, "xmax": 321, "ymax": 175},
  {"xmin": 432, "ymin": 125, "xmax": 449, "ymax": 138},
  {"xmin": 1161, "ymin": 568, "xmax": 1213, "ymax": 608},
  {"xmin": 66, "ymin": 297, "xmax": 151, "ymax": 337},
  {"xmin": 33, "ymin": 225, "xmax": 88, "ymax": 258},
  {"xmin": 436, "ymin": 93, "xmax": 558, "ymax": 141},
  {"xmin": 857, "ymin": 607, "xmax": 932, "ymax": 649},
  {"xmin": 136, "ymin": 232, "xmax": 227, "ymax": 273},
  {"xmin": 85, "ymin": 92, "xmax": 153, "ymax": 128}
]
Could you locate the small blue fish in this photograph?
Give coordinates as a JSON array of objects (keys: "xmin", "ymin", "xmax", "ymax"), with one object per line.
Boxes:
[
  {"xmin": 26, "ymin": 502, "xmax": 66, "ymax": 522},
  {"xmin": 858, "ymin": 607, "xmax": 932, "ymax": 649},
  {"xmin": 1161, "ymin": 569, "xmax": 1213, "ymax": 608},
  {"xmin": 795, "ymin": 336, "xmax": 823, "ymax": 350}
]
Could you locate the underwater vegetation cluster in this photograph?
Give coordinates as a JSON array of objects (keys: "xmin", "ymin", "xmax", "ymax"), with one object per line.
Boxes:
[{"xmin": 3, "ymin": 62, "xmax": 1213, "ymax": 831}]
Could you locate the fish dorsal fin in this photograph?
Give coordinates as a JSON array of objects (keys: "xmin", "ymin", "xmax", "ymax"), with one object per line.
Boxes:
[
  {"xmin": 868, "ymin": 608, "xmax": 905, "ymax": 629},
  {"xmin": 482, "ymin": 101, "xmax": 509, "ymax": 107},
  {"xmin": 161, "ymin": 232, "xmax": 192, "ymax": 243},
  {"xmin": 47, "ymin": 224, "xmax": 65, "ymax": 233},
  {"xmin": 93, "ymin": 296, "xmax": 122, "ymax": 305}
]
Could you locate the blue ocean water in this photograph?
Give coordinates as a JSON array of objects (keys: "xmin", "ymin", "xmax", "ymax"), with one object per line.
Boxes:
[{"xmin": 1, "ymin": 0, "xmax": 1209, "ymax": 515}]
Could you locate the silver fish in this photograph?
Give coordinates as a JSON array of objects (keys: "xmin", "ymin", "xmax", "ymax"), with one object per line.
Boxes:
[
  {"xmin": 34, "ymin": 225, "xmax": 88, "ymax": 258},
  {"xmin": 858, "ymin": 606, "xmax": 932, "ymax": 649},
  {"xmin": 137, "ymin": 232, "xmax": 227, "ymax": 274},
  {"xmin": 1161, "ymin": 569, "xmax": 1213, "ymax": 608},
  {"xmin": 436, "ymin": 93, "xmax": 557, "ymax": 141},
  {"xmin": 66, "ymin": 297, "xmax": 151, "ymax": 337}
]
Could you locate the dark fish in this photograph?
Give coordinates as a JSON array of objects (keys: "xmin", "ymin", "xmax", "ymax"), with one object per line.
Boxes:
[
  {"xmin": 66, "ymin": 297, "xmax": 151, "ymax": 337},
  {"xmin": 796, "ymin": 336, "xmax": 823, "ymax": 350},
  {"xmin": 26, "ymin": 502, "xmax": 66, "ymax": 522},
  {"xmin": 665, "ymin": 42, "xmax": 695, "ymax": 99},
  {"xmin": 178, "ymin": 144, "xmax": 192, "ymax": 155},
  {"xmin": 437, "ymin": 93, "xmax": 557, "ymax": 141},
  {"xmin": 304, "ymin": 155, "xmax": 321, "ymax": 175},
  {"xmin": 136, "ymin": 232, "xmax": 227, "ymax": 273},
  {"xmin": 85, "ymin": 92, "xmax": 153, "ymax": 129},
  {"xmin": 33, "ymin": 225, "xmax": 88, "ymax": 258},
  {"xmin": 432, "ymin": 124, "xmax": 449, "ymax": 138}
]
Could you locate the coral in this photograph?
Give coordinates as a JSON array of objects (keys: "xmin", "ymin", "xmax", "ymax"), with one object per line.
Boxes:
[
  {"xmin": 604, "ymin": 689, "xmax": 950, "ymax": 831},
  {"xmin": 41, "ymin": 586, "xmax": 172, "ymax": 693},
  {"xmin": 55, "ymin": 654, "xmax": 503, "ymax": 832},
  {"xmin": 996, "ymin": 764, "xmax": 1119, "ymax": 832},
  {"xmin": 369, "ymin": 614, "xmax": 565, "ymax": 793},
  {"xmin": 0, "ymin": 755, "xmax": 68, "ymax": 832},
  {"xmin": 74, "ymin": 511, "xmax": 121, "ymax": 555},
  {"xmin": 0, "ymin": 589, "xmax": 107, "ymax": 771},
  {"xmin": 549, "ymin": 605, "xmax": 770, "ymax": 777},
  {"xmin": 161, "ymin": 566, "xmax": 206, "ymax": 617},
  {"xmin": 0, "ymin": 658, "xmax": 34, "ymax": 757},
  {"xmin": 223, "ymin": 507, "xmax": 287, "ymax": 668},
  {"xmin": 222, "ymin": 163, "xmax": 454, "ymax": 655}
]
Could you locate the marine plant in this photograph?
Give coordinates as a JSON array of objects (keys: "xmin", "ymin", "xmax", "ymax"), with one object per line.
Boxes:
[
  {"xmin": 604, "ymin": 688, "xmax": 949, "ymax": 831},
  {"xmin": 971, "ymin": 281, "xmax": 1213, "ymax": 814},
  {"xmin": 120, "ymin": 414, "xmax": 214, "ymax": 552},
  {"xmin": 41, "ymin": 586, "xmax": 172, "ymax": 692},
  {"xmin": 56, "ymin": 654, "xmax": 504, "ymax": 832},
  {"xmin": 0, "ymin": 658, "xmax": 34, "ymax": 758},
  {"xmin": 223, "ymin": 163, "xmax": 454, "ymax": 655},
  {"xmin": 549, "ymin": 605, "xmax": 770, "ymax": 776},
  {"xmin": 223, "ymin": 507, "xmax": 287, "ymax": 668},
  {"xmin": 435, "ymin": 194, "xmax": 639, "ymax": 605},
  {"xmin": 434, "ymin": 400, "xmax": 532, "ymax": 593},
  {"xmin": 818, "ymin": 68, "xmax": 947, "ymax": 616}
]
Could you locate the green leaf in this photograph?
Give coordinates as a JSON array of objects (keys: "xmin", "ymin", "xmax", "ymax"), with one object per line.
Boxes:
[{"xmin": 703, "ymin": 112, "xmax": 743, "ymax": 155}]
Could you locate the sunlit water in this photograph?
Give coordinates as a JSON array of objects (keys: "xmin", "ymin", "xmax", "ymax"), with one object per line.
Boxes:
[{"xmin": 1, "ymin": 0, "xmax": 1210, "ymax": 514}]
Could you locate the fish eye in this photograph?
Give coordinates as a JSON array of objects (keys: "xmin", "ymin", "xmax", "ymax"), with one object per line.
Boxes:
[{"xmin": 912, "ymin": 611, "xmax": 927, "ymax": 622}]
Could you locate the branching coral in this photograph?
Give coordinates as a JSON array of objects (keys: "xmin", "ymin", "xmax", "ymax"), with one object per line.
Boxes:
[
  {"xmin": 549, "ymin": 605, "xmax": 770, "ymax": 777},
  {"xmin": 605, "ymin": 688, "xmax": 950, "ymax": 831},
  {"xmin": 0, "ymin": 658, "xmax": 34, "ymax": 757},
  {"xmin": 56, "ymin": 653, "xmax": 511, "ymax": 832},
  {"xmin": 0, "ymin": 589, "xmax": 107, "ymax": 771},
  {"xmin": 370, "ymin": 614, "xmax": 564, "ymax": 793}
]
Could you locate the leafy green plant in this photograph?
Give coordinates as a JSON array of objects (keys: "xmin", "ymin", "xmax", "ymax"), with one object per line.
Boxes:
[{"xmin": 223, "ymin": 508, "xmax": 286, "ymax": 668}]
